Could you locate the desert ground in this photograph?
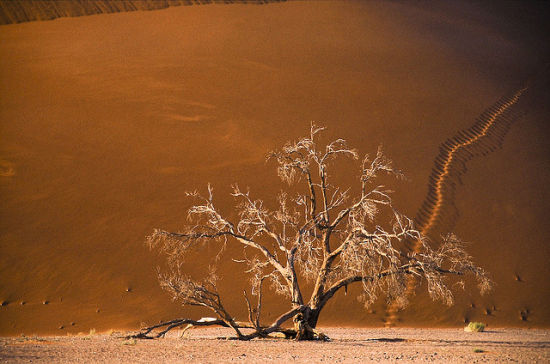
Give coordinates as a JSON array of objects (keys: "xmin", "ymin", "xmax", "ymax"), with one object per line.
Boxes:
[
  {"xmin": 1, "ymin": 328, "xmax": 549, "ymax": 363},
  {"xmin": 1, "ymin": 0, "xmax": 549, "ymax": 345}
]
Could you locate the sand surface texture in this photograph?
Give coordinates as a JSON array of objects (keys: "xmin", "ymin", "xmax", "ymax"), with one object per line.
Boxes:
[
  {"xmin": 1, "ymin": 1, "xmax": 549, "ymax": 335},
  {"xmin": 1, "ymin": 328, "xmax": 549, "ymax": 363}
]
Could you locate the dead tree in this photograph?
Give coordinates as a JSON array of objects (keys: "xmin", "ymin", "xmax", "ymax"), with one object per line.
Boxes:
[{"xmin": 134, "ymin": 123, "xmax": 491, "ymax": 341}]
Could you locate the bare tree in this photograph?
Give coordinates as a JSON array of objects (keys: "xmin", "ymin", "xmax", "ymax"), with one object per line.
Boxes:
[{"xmin": 134, "ymin": 123, "xmax": 491, "ymax": 341}]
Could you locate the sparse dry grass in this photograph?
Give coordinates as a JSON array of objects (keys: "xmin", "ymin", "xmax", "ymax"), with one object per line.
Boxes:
[{"xmin": 464, "ymin": 322, "xmax": 486, "ymax": 332}]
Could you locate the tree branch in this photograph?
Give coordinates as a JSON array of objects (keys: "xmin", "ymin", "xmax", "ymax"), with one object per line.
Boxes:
[{"xmin": 316, "ymin": 265, "xmax": 417, "ymax": 310}]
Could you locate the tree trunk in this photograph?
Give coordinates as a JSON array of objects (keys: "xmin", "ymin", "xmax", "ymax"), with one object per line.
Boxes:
[{"xmin": 293, "ymin": 306, "xmax": 321, "ymax": 340}]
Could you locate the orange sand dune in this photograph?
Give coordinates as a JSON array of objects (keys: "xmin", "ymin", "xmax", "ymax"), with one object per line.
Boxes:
[{"xmin": 0, "ymin": 1, "xmax": 549, "ymax": 335}]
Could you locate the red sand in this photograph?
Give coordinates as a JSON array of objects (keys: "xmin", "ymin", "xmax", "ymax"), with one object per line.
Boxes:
[{"xmin": 0, "ymin": 1, "xmax": 549, "ymax": 335}]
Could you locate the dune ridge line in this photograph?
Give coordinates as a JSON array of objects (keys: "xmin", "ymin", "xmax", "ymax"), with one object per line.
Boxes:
[{"xmin": 0, "ymin": 0, "xmax": 288, "ymax": 25}]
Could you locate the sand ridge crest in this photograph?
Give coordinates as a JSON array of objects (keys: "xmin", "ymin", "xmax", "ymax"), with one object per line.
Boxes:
[{"xmin": 0, "ymin": 0, "xmax": 288, "ymax": 25}]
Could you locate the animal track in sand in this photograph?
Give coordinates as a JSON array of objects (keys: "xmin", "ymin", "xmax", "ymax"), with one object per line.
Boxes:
[
  {"xmin": 384, "ymin": 83, "xmax": 529, "ymax": 327},
  {"xmin": 413, "ymin": 86, "xmax": 528, "ymax": 240}
]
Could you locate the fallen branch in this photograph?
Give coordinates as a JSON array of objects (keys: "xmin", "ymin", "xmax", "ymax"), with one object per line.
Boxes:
[
  {"xmin": 129, "ymin": 316, "xmax": 300, "ymax": 340},
  {"xmin": 129, "ymin": 317, "xmax": 229, "ymax": 339}
]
